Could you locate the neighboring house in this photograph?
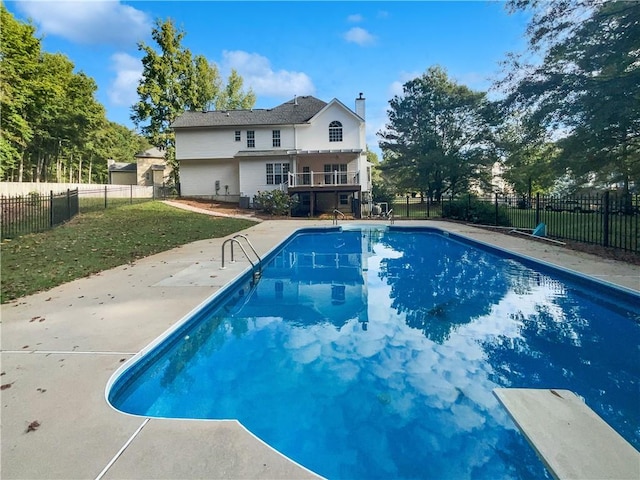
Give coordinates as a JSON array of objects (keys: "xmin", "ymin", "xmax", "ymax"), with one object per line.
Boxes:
[
  {"xmin": 107, "ymin": 161, "xmax": 137, "ymax": 185},
  {"xmin": 108, "ymin": 147, "xmax": 171, "ymax": 187},
  {"xmin": 171, "ymin": 94, "xmax": 372, "ymax": 217}
]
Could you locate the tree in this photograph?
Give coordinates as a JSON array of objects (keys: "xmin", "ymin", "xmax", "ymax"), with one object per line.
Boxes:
[
  {"xmin": 217, "ymin": 69, "xmax": 256, "ymax": 110},
  {"xmin": 501, "ymin": 1, "xmax": 640, "ymax": 193},
  {"xmin": 186, "ymin": 55, "xmax": 222, "ymax": 111},
  {"xmin": 378, "ymin": 66, "xmax": 496, "ymax": 201},
  {"xmin": 131, "ymin": 18, "xmax": 193, "ymax": 183},
  {"xmin": 0, "ymin": 6, "xmax": 147, "ymax": 184},
  {"xmin": 0, "ymin": 4, "xmax": 40, "ymax": 179},
  {"xmin": 132, "ymin": 18, "xmax": 256, "ymax": 184},
  {"xmin": 493, "ymin": 114, "xmax": 559, "ymax": 195}
]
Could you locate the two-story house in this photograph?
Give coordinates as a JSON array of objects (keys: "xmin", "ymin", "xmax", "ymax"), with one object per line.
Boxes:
[{"xmin": 171, "ymin": 94, "xmax": 372, "ymax": 217}]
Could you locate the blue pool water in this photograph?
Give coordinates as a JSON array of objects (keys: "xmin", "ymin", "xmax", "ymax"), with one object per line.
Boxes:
[{"xmin": 109, "ymin": 226, "xmax": 640, "ymax": 479}]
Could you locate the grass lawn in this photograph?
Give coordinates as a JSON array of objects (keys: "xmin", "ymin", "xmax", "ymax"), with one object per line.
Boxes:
[{"xmin": 1, "ymin": 201, "xmax": 257, "ymax": 303}]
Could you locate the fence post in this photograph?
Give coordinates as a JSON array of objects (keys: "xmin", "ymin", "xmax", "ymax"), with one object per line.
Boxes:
[
  {"xmin": 535, "ymin": 193, "xmax": 540, "ymax": 226},
  {"xmin": 104, "ymin": 185, "xmax": 108, "ymax": 209},
  {"xmin": 406, "ymin": 195, "xmax": 409, "ymax": 217},
  {"xmin": 49, "ymin": 191, "xmax": 54, "ymax": 227},
  {"xmin": 66, "ymin": 189, "xmax": 71, "ymax": 220},
  {"xmin": 130, "ymin": 184, "xmax": 133, "ymax": 204},
  {"xmin": 494, "ymin": 193, "xmax": 499, "ymax": 226},
  {"xmin": 603, "ymin": 191, "xmax": 610, "ymax": 247}
]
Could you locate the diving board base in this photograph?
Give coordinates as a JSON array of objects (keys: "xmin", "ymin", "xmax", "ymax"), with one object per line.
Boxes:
[{"xmin": 493, "ymin": 388, "xmax": 639, "ymax": 480}]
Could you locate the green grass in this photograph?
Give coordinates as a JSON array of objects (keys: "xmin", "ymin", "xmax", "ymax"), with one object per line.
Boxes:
[{"xmin": 1, "ymin": 201, "xmax": 257, "ymax": 303}]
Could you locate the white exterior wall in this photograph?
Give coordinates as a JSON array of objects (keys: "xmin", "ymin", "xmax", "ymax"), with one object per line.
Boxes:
[
  {"xmin": 239, "ymin": 157, "xmax": 290, "ymax": 199},
  {"xmin": 176, "ymin": 126, "xmax": 296, "ymax": 160},
  {"xmin": 296, "ymin": 103, "xmax": 361, "ymax": 151},
  {"xmin": 179, "ymin": 159, "xmax": 239, "ymax": 197}
]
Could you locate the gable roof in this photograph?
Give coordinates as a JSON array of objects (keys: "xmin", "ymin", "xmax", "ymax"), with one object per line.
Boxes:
[
  {"xmin": 135, "ymin": 147, "xmax": 165, "ymax": 159},
  {"xmin": 109, "ymin": 162, "xmax": 136, "ymax": 172},
  {"xmin": 171, "ymin": 96, "xmax": 329, "ymax": 129},
  {"xmin": 313, "ymin": 98, "xmax": 364, "ymax": 123}
]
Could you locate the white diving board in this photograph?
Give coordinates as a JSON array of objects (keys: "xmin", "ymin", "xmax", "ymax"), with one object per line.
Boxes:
[{"xmin": 493, "ymin": 388, "xmax": 640, "ymax": 480}]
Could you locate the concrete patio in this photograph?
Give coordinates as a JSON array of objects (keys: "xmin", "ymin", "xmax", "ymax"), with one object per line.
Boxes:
[{"xmin": 1, "ymin": 213, "xmax": 638, "ymax": 479}]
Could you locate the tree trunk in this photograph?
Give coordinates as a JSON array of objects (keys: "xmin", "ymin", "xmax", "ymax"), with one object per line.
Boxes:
[{"xmin": 18, "ymin": 153, "xmax": 24, "ymax": 182}]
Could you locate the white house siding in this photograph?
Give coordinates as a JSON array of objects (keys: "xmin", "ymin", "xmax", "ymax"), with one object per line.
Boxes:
[
  {"xmin": 179, "ymin": 159, "xmax": 239, "ymax": 198},
  {"xmin": 296, "ymin": 104, "xmax": 361, "ymax": 151},
  {"xmin": 239, "ymin": 157, "xmax": 290, "ymax": 199},
  {"xmin": 176, "ymin": 126, "xmax": 297, "ymax": 160},
  {"xmin": 249, "ymin": 126, "xmax": 292, "ymax": 151},
  {"xmin": 175, "ymin": 129, "xmax": 239, "ymax": 159}
]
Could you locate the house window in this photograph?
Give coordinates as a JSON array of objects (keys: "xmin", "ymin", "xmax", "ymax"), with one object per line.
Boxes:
[
  {"xmin": 272, "ymin": 130, "xmax": 281, "ymax": 147},
  {"xmin": 329, "ymin": 121, "xmax": 343, "ymax": 142},
  {"xmin": 266, "ymin": 162, "xmax": 290, "ymax": 184},
  {"xmin": 339, "ymin": 194, "xmax": 349, "ymax": 205},
  {"xmin": 324, "ymin": 163, "xmax": 348, "ymax": 184},
  {"xmin": 302, "ymin": 166, "xmax": 311, "ymax": 185},
  {"xmin": 247, "ymin": 130, "xmax": 255, "ymax": 148},
  {"xmin": 235, "ymin": 130, "xmax": 241, "ymax": 142}
]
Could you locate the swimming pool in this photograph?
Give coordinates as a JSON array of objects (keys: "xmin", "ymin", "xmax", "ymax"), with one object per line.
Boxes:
[{"xmin": 108, "ymin": 226, "xmax": 640, "ymax": 479}]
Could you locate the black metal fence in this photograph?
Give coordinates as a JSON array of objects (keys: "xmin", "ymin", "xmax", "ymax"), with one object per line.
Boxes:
[
  {"xmin": 0, "ymin": 185, "xmax": 175, "ymax": 240},
  {"xmin": 1, "ymin": 189, "xmax": 79, "ymax": 240},
  {"xmin": 391, "ymin": 192, "xmax": 639, "ymax": 254},
  {"xmin": 77, "ymin": 185, "xmax": 170, "ymax": 213}
]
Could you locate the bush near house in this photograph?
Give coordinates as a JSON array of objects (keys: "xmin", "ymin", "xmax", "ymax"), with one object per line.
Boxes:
[{"xmin": 253, "ymin": 190, "xmax": 298, "ymax": 216}]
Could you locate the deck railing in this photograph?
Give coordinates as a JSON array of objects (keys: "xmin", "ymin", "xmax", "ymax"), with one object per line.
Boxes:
[{"xmin": 288, "ymin": 170, "xmax": 360, "ymax": 187}]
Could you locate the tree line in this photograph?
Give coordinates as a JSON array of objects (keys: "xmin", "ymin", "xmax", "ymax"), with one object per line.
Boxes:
[
  {"xmin": 1, "ymin": 7, "xmax": 254, "ymax": 185},
  {"xmin": 377, "ymin": 0, "xmax": 639, "ymax": 200}
]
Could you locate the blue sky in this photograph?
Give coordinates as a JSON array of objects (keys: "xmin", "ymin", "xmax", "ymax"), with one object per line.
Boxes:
[{"xmin": 7, "ymin": 1, "xmax": 530, "ymax": 157}]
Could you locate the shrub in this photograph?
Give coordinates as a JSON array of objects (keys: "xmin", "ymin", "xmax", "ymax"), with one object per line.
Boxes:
[
  {"xmin": 253, "ymin": 189, "xmax": 298, "ymax": 216},
  {"xmin": 442, "ymin": 197, "xmax": 511, "ymax": 226}
]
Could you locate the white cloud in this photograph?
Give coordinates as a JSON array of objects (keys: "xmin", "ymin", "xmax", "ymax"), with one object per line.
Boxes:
[
  {"xmin": 388, "ymin": 71, "xmax": 422, "ymax": 97},
  {"xmin": 15, "ymin": 0, "xmax": 150, "ymax": 47},
  {"xmin": 108, "ymin": 53, "xmax": 141, "ymax": 107},
  {"xmin": 347, "ymin": 14, "xmax": 363, "ymax": 23},
  {"xmin": 453, "ymin": 71, "xmax": 492, "ymax": 92},
  {"xmin": 344, "ymin": 27, "xmax": 376, "ymax": 46},
  {"xmin": 221, "ymin": 50, "xmax": 315, "ymax": 98}
]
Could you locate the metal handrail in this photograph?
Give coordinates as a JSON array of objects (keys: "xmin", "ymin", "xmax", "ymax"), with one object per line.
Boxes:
[
  {"xmin": 333, "ymin": 209, "xmax": 345, "ymax": 225},
  {"xmin": 232, "ymin": 234, "xmax": 261, "ymax": 266},
  {"xmin": 221, "ymin": 238, "xmax": 255, "ymax": 270},
  {"xmin": 387, "ymin": 209, "xmax": 395, "ymax": 224},
  {"xmin": 221, "ymin": 234, "xmax": 262, "ymax": 281}
]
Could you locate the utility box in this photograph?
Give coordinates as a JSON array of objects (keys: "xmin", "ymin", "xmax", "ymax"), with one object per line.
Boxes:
[{"xmin": 239, "ymin": 196, "xmax": 250, "ymax": 209}]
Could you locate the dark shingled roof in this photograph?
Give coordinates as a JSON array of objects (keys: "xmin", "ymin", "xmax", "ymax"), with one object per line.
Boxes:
[{"xmin": 171, "ymin": 96, "xmax": 328, "ymax": 129}]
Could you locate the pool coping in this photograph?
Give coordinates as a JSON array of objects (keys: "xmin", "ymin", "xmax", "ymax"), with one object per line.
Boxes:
[{"xmin": 2, "ymin": 218, "xmax": 639, "ymax": 479}]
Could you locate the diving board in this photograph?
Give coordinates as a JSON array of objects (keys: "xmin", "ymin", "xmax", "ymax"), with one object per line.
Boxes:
[{"xmin": 493, "ymin": 388, "xmax": 639, "ymax": 480}]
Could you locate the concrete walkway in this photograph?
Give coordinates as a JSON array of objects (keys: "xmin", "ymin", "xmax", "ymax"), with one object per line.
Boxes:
[{"xmin": 1, "ymin": 211, "xmax": 638, "ymax": 479}]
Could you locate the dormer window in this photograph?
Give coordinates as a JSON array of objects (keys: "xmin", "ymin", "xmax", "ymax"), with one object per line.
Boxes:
[{"xmin": 329, "ymin": 121, "xmax": 343, "ymax": 142}]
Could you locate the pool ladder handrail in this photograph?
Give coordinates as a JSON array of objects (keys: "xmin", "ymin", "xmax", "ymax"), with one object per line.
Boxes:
[
  {"xmin": 221, "ymin": 234, "xmax": 262, "ymax": 280},
  {"xmin": 333, "ymin": 209, "xmax": 345, "ymax": 225},
  {"xmin": 387, "ymin": 209, "xmax": 395, "ymax": 224}
]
